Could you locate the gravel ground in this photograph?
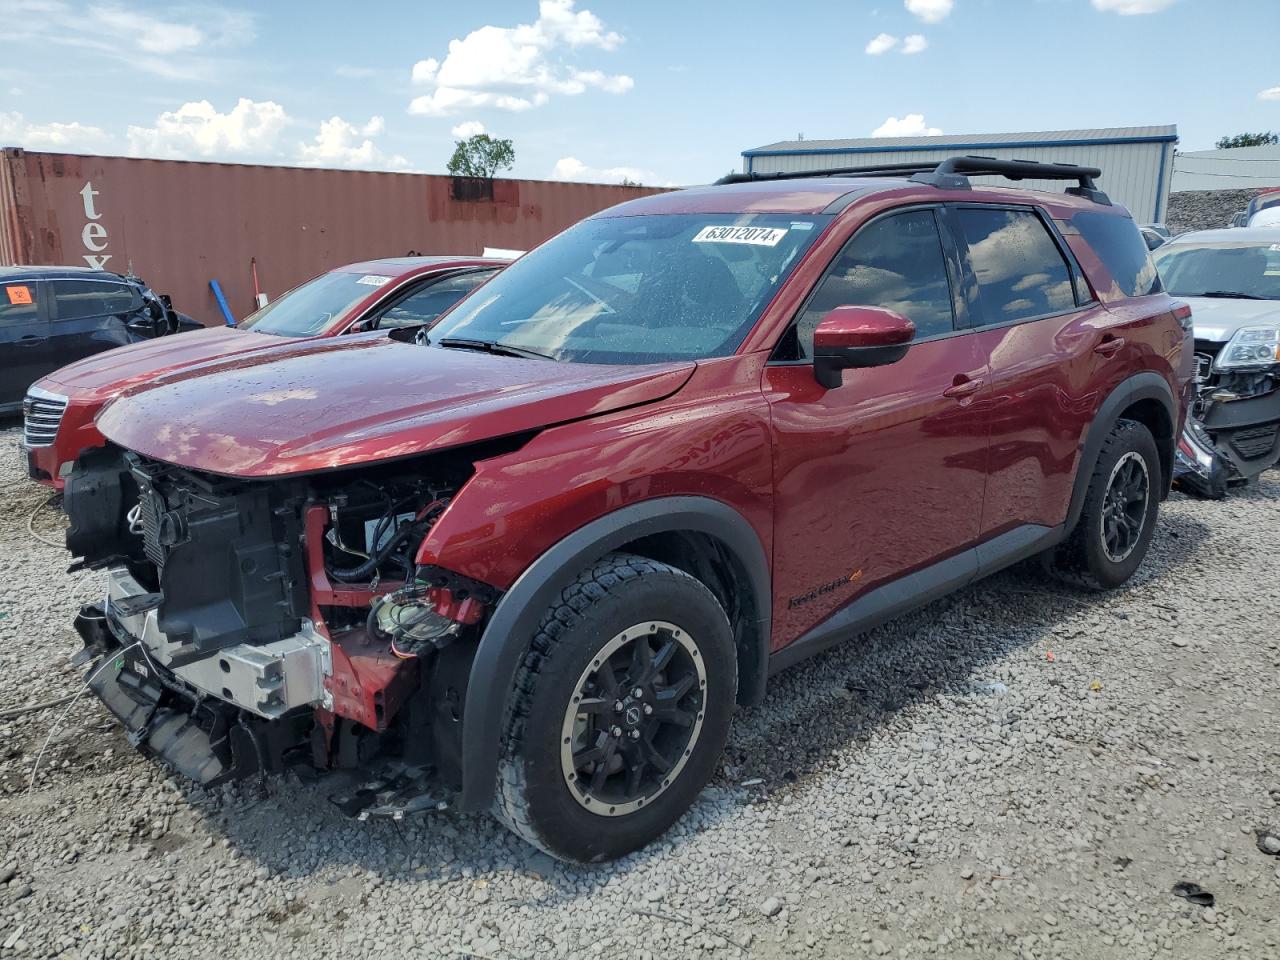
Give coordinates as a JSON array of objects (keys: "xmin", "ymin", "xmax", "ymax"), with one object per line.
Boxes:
[{"xmin": 1, "ymin": 421, "xmax": 1278, "ymax": 960}]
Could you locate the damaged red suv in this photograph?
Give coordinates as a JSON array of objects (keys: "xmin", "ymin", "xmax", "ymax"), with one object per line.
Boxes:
[{"xmin": 65, "ymin": 157, "xmax": 1193, "ymax": 862}]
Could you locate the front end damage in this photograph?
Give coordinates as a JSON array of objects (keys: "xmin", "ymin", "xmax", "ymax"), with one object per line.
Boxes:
[
  {"xmin": 64, "ymin": 444, "xmax": 505, "ymax": 818},
  {"xmin": 1173, "ymin": 338, "xmax": 1280, "ymax": 498}
]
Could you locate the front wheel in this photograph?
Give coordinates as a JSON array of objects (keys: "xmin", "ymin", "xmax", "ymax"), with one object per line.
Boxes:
[
  {"xmin": 1045, "ymin": 418, "xmax": 1161, "ymax": 589},
  {"xmin": 493, "ymin": 553, "xmax": 737, "ymax": 863}
]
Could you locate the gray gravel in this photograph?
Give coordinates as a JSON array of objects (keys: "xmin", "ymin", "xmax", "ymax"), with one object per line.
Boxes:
[{"xmin": 1, "ymin": 421, "xmax": 1278, "ymax": 960}]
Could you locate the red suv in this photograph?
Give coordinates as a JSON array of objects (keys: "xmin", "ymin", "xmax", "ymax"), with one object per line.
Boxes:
[
  {"xmin": 22, "ymin": 256, "xmax": 504, "ymax": 488},
  {"xmin": 65, "ymin": 157, "xmax": 1192, "ymax": 863}
]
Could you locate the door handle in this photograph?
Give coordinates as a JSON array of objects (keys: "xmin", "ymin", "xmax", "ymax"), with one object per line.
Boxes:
[
  {"xmin": 1094, "ymin": 337, "xmax": 1126, "ymax": 357},
  {"xmin": 943, "ymin": 376, "xmax": 984, "ymax": 400},
  {"xmin": 17, "ymin": 336, "xmax": 42, "ymax": 346}
]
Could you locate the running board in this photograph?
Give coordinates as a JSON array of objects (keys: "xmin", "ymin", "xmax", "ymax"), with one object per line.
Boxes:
[{"xmin": 768, "ymin": 523, "xmax": 1063, "ymax": 676}]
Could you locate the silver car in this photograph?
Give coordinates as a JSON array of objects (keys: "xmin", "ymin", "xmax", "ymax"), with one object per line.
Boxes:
[{"xmin": 1153, "ymin": 227, "xmax": 1280, "ymax": 496}]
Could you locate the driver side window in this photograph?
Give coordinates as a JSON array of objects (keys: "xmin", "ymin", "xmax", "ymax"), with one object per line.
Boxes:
[
  {"xmin": 373, "ymin": 270, "xmax": 497, "ymax": 329},
  {"xmin": 778, "ymin": 209, "xmax": 956, "ymax": 361}
]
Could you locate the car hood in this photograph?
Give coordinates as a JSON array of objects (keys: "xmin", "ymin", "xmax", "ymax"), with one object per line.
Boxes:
[
  {"xmin": 1183, "ymin": 296, "xmax": 1280, "ymax": 343},
  {"xmin": 97, "ymin": 336, "xmax": 696, "ymax": 478},
  {"xmin": 39, "ymin": 326, "xmax": 289, "ymax": 399}
]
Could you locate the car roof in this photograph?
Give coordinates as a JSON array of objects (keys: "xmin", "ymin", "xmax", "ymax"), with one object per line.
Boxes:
[
  {"xmin": 331, "ymin": 255, "xmax": 510, "ymax": 276},
  {"xmin": 1165, "ymin": 226, "xmax": 1280, "ymax": 244},
  {"xmin": 592, "ymin": 177, "xmax": 1124, "ymax": 219},
  {"xmin": 0, "ymin": 264, "xmax": 130, "ymax": 282}
]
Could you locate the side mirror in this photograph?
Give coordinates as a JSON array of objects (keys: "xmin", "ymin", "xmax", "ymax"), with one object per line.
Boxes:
[{"xmin": 812, "ymin": 305, "xmax": 915, "ymax": 388}]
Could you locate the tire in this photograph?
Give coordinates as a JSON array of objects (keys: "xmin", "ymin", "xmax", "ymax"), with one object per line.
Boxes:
[
  {"xmin": 1046, "ymin": 418, "xmax": 1161, "ymax": 590},
  {"xmin": 493, "ymin": 552, "xmax": 737, "ymax": 863}
]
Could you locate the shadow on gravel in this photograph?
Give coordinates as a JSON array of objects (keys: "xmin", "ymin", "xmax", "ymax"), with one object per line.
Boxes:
[{"xmin": 129, "ymin": 507, "xmax": 1214, "ymax": 897}]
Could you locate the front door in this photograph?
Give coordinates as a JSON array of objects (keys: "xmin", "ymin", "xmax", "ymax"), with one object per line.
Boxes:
[
  {"xmin": 765, "ymin": 207, "xmax": 991, "ymax": 647},
  {"xmin": 0, "ymin": 279, "xmax": 51, "ymax": 407}
]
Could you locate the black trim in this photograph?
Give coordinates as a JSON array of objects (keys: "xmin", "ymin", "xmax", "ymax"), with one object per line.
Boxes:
[
  {"xmin": 456, "ymin": 496, "xmax": 771, "ymax": 812},
  {"xmin": 769, "ymin": 523, "xmax": 1064, "ymax": 676},
  {"xmin": 1065, "ymin": 371, "xmax": 1177, "ymax": 535}
]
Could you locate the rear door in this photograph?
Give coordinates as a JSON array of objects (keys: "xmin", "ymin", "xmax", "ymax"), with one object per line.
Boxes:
[
  {"xmin": 947, "ymin": 204, "xmax": 1115, "ymax": 537},
  {"xmin": 0, "ymin": 279, "xmax": 51, "ymax": 407},
  {"xmin": 48, "ymin": 278, "xmax": 142, "ymax": 364}
]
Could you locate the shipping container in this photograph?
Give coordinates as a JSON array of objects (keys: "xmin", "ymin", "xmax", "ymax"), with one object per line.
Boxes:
[{"xmin": 0, "ymin": 149, "xmax": 664, "ymax": 327}]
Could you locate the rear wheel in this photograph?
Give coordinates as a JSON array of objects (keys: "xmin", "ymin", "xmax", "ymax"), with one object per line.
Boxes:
[
  {"xmin": 493, "ymin": 553, "xmax": 736, "ymax": 863},
  {"xmin": 1045, "ymin": 418, "xmax": 1161, "ymax": 589}
]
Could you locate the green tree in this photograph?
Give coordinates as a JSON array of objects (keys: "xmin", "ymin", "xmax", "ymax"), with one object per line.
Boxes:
[
  {"xmin": 446, "ymin": 134, "xmax": 515, "ymax": 179},
  {"xmin": 1215, "ymin": 131, "xmax": 1279, "ymax": 149}
]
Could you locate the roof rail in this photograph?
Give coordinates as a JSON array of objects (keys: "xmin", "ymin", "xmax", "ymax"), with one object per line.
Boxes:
[{"xmin": 716, "ymin": 154, "xmax": 1111, "ymax": 205}]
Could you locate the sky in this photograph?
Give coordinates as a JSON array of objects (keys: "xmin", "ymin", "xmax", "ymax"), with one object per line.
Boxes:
[{"xmin": 0, "ymin": 0, "xmax": 1277, "ymax": 186}]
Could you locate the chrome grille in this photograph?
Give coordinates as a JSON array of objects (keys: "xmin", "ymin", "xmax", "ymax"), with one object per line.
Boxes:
[{"xmin": 22, "ymin": 387, "xmax": 69, "ymax": 448}]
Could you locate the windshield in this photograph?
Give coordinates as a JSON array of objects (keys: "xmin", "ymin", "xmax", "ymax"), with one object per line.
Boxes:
[
  {"xmin": 427, "ymin": 213, "xmax": 830, "ymax": 364},
  {"xmin": 1153, "ymin": 239, "xmax": 1280, "ymax": 300},
  {"xmin": 238, "ymin": 270, "xmax": 389, "ymax": 336}
]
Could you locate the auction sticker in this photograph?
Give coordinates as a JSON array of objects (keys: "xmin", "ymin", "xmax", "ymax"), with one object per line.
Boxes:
[
  {"xmin": 692, "ymin": 225, "xmax": 788, "ymax": 247},
  {"xmin": 5, "ymin": 285, "xmax": 32, "ymax": 305},
  {"xmin": 356, "ymin": 275, "xmax": 392, "ymax": 286}
]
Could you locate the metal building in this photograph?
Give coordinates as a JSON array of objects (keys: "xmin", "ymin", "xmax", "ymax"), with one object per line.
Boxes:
[
  {"xmin": 741, "ymin": 125, "xmax": 1178, "ymax": 224},
  {"xmin": 1170, "ymin": 144, "xmax": 1280, "ymax": 192}
]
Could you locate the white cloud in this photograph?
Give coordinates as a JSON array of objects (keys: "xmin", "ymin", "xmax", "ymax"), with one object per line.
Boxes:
[
  {"xmin": 904, "ymin": 0, "xmax": 953, "ymax": 23},
  {"xmin": 451, "ymin": 120, "xmax": 486, "ymax": 138},
  {"xmin": 551, "ymin": 156, "xmax": 669, "ymax": 186},
  {"xmin": 901, "ymin": 34, "xmax": 928, "ymax": 54},
  {"xmin": 0, "ymin": 1, "xmax": 257, "ymax": 79},
  {"xmin": 126, "ymin": 98, "xmax": 290, "ymax": 160},
  {"xmin": 1091, "ymin": 0, "xmax": 1176, "ymax": 12},
  {"xmin": 865, "ymin": 33, "xmax": 898, "ymax": 55},
  {"xmin": 298, "ymin": 115, "xmax": 408, "ymax": 171},
  {"xmin": 1258, "ymin": 86, "xmax": 1280, "ymax": 102},
  {"xmin": 0, "ymin": 111, "xmax": 111, "ymax": 151},
  {"xmin": 871, "ymin": 114, "xmax": 942, "ymax": 137},
  {"xmin": 408, "ymin": 0, "xmax": 632, "ymax": 116}
]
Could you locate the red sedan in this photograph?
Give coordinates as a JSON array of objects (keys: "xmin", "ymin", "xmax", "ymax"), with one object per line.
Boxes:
[{"xmin": 22, "ymin": 256, "xmax": 505, "ymax": 487}]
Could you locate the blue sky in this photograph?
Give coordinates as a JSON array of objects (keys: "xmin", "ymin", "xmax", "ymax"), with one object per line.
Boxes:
[{"xmin": 1, "ymin": 0, "xmax": 1277, "ymax": 185}]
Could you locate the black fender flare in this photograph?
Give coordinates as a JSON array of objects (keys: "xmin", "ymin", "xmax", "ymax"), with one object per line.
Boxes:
[
  {"xmin": 1064, "ymin": 371, "xmax": 1177, "ymax": 537},
  {"xmin": 455, "ymin": 496, "xmax": 771, "ymax": 813}
]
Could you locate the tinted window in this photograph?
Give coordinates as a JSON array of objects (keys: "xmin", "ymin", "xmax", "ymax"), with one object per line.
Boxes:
[
  {"xmin": 1074, "ymin": 212, "xmax": 1161, "ymax": 297},
  {"xmin": 52, "ymin": 279, "xmax": 138, "ymax": 321},
  {"xmin": 957, "ymin": 209, "xmax": 1077, "ymax": 324},
  {"xmin": 782, "ymin": 209, "xmax": 954, "ymax": 360},
  {"xmin": 1, "ymin": 282, "xmax": 38, "ymax": 323},
  {"xmin": 375, "ymin": 270, "xmax": 497, "ymax": 329},
  {"xmin": 430, "ymin": 214, "xmax": 828, "ymax": 364}
]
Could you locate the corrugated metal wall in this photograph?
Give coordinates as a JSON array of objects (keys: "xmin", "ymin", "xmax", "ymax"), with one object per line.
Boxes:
[
  {"xmin": 0, "ymin": 149, "xmax": 664, "ymax": 327},
  {"xmin": 746, "ymin": 142, "xmax": 1174, "ymax": 224}
]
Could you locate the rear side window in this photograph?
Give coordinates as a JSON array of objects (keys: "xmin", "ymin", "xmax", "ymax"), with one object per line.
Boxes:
[
  {"xmin": 51, "ymin": 279, "xmax": 139, "ymax": 321},
  {"xmin": 1072, "ymin": 212, "xmax": 1162, "ymax": 298},
  {"xmin": 956, "ymin": 208, "xmax": 1076, "ymax": 324},
  {"xmin": 780, "ymin": 209, "xmax": 955, "ymax": 360}
]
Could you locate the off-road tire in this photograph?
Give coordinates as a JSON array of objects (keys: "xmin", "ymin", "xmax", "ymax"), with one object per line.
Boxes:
[
  {"xmin": 1045, "ymin": 418, "xmax": 1161, "ymax": 590},
  {"xmin": 493, "ymin": 552, "xmax": 736, "ymax": 863}
]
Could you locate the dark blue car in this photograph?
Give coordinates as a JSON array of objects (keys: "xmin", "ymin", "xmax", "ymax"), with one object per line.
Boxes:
[{"xmin": 0, "ymin": 266, "xmax": 195, "ymax": 414}]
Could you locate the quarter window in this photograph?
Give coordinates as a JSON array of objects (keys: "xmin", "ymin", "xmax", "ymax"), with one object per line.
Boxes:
[
  {"xmin": 956, "ymin": 209, "xmax": 1076, "ymax": 324},
  {"xmin": 782, "ymin": 209, "xmax": 955, "ymax": 361},
  {"xmin": 1073, "ymin": 212, "xmax": 1162, "ymax": 298},
  {"xmin": 51, "ymin": 280, "xmax": 139, "ymax": 321}
]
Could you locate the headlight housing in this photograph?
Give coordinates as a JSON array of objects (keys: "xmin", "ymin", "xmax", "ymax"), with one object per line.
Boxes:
[{"xmin": 1213, "ymin": 325, "xmax": 1280, "ymax": 371}]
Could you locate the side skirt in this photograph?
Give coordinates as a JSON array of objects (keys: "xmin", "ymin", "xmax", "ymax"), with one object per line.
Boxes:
[{"xmin": 768, "ymin": 523, "xmax": 1063, "ymax": 677}]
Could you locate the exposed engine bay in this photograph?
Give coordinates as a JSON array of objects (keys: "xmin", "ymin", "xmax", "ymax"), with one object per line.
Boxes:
[
  {"xmin": 1175, "ymin": 338, "xmax": 1280, "ymax": 499},
  {"xmin": 64, "ymin": 443, "xmax": 508, "ymax": 817}
]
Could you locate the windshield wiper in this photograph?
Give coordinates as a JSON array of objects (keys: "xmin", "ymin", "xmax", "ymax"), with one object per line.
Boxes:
[
  {"xmin": 437, "ymin": 337, "xmax": 557, "ymax": 361},
  {"xmin": 1188, "ymin": 290, "xmax": 1269, "ymax": 300}
]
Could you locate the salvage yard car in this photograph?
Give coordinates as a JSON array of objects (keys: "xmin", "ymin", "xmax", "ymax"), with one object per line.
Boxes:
[
  {"xmin": 21, "ymin": 256, "xmax": 505, "ymax": 487},
  {"xmin": 1153, "ymin": 227, "xmax": 1280, "ymax": 497},
  {"xmin": 2, "ymin": 266, "xmax": 196, "ymax": 416},
  {"xmin": 63, "ymin": 157, "xmax": 1191, "ymax": 863}
]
